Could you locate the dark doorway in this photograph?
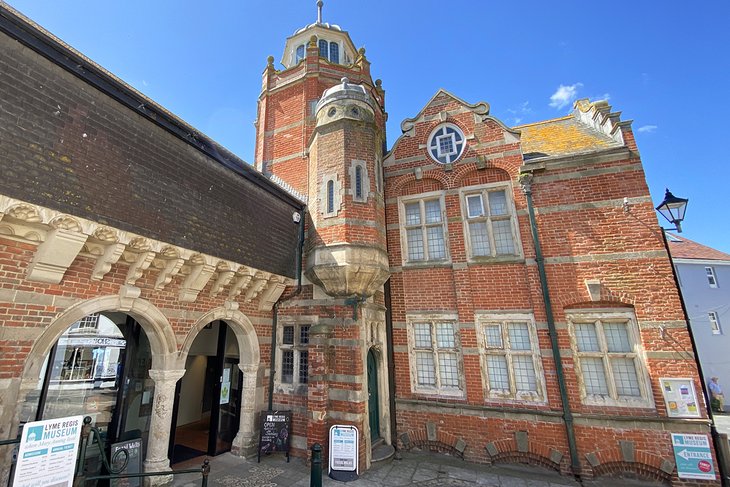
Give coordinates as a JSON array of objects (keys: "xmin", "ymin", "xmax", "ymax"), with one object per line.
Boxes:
[
  {"xmin": 367, "ymin": 348, "xmax": 380, "ymax": 442},
  {"xmin": 169, "ymin": 321, "xmax": 241, "ymax": 464}
]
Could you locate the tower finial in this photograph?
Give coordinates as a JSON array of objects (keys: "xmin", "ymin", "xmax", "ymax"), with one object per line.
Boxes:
[{"xmin": 317, "ymin": 0, "xmax": 323, "ymax": 24}]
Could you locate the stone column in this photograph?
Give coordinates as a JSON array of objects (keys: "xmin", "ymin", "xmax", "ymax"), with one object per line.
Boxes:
[
  {"xmin": 144, "ymin": 369, "xmax": 185, "ymax": 482},
  {"xmin": 232, "ymin": 363, "xmax": 261, "ymax": 456}
]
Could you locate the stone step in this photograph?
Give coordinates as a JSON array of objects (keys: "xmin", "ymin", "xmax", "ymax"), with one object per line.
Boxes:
[{"xmin": 371, "ymin": 441, "xmax": 395, "ymax": 463}]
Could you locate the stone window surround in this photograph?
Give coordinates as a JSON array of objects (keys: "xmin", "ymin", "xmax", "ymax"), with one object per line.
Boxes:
[
  {"xmin": 348, "ymin": 159, "xmax": 370, "ymax": 203},
  {"xmin": 320, "ymin": 173, "xmax": 342, "ymax": 218},
  {"xmin": 459, "ymin": 182, "xmax": 522, "ymax": 262},
  {"xmin": 406, "ymin": 312, "xmax": 465, "ymax": 399},
  {"xmin": 275, "ymin": 315, "xmax": 318, "ymax": 395},
  {"xmin": 566, "ymin": 309, "xmax": 655, "ymax": 409},
  {"xmin": 397, "ymin": 189, "xmax": 450, "ymax": 266},
  {"xmin": 476, "ymin": 312, "xmax": 546, "ymax": 403}
]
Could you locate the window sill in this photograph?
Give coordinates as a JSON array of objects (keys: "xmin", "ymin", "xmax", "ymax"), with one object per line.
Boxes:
[
  {"xmin": 467, "ymin": 255, "xmax": 525, "ymax": 265},
  {"xmin": 581, "ymin": 394, "xmax": 654, "ymax": 409},
  {"xmin": 402, "ymin": 260, "xmax": 453, "ymax": 270},
  {"xmin": 274, "ymin": 383, "xmax": 308, "ymax": 396}
]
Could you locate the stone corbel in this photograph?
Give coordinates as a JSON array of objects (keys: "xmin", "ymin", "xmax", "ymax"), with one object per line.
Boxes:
[
  {"xmin": 223, "ymin": 300, "xmax": 239, "ymax": 320},
  {"xmin": 211, "ymin": 265, "xmax": 238, "ymax": 297},
  {"xmin": 228, "ymin": 269, "xmax": 254, "ymax": 300},
  {"xmin": 118, "ymin": 285, "xmax": 141, "ymax": 312},
  {"xmin": 585, "ymin": 279, "xmax": 602, "ymax": 302},
  {"xmin": 258, "ymin": 276, "xmax": 287, "ymax": 310},
  {"xmin": 126, "ymin": 251, "xmax": 156, "ymax": 286},
  {"xmin": 91, "ymin": 243, "xmax": 126, "ymax": 280},
  {"xmin": 154, "ymin": 258, "xmax": 184, "ymax": 290},
  {"xmin": 244, "ymin": 273, "xmax": 270, "ymax": 302},
  {"xmin": 179, "ymin": 256, "xmax": 216, "ymax": 302},
  {"xmin": 26, "ymin": 228, "xmax": 88, "ymax": 283}
]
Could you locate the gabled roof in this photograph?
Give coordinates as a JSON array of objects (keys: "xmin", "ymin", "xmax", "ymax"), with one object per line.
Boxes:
[
  {"xmin": 516, "ymin": 99, "xmax": 628, "ymax": 160},
  {"xmin": 668, "ymin": 235, "xmax": 730, "ymax": 262}
]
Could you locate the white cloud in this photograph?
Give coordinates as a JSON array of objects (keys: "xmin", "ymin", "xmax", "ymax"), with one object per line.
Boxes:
[
  {"xmin": 592, "ymin": 93, "xmax": 611, "ymax": 101},
  {"xmin": 549, "ymin": 83, "xmax": 582, "ymax": 109},
  {"xmin": 506, "ymin": 101, "xmax": 532, "ymax": 125},
  {"xmin": 637, "ymin": 125, "xmax": 658, "ymax": 133}
]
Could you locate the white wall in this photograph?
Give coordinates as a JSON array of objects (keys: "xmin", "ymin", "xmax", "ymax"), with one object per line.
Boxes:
[{"xmin": 177, "ymin": 355, "xmax": 207, "ymax": 426}]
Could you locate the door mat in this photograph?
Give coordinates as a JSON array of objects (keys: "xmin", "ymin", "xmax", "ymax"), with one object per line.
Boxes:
[{"xmin": 172, "ymin": 444, "xmax": 206, "ymax": 463}]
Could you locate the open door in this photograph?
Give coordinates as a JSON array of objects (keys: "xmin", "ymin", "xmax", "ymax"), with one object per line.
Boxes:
[{"xmin": 367, "ymin": 348, "xmax": 380, "ymax": 442}]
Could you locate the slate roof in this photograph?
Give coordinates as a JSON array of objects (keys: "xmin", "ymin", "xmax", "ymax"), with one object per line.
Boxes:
[
  {"xmin": 516, "ymin": 115, "xmax": 623, "ymax": 160},
  {"xmin": 668, "ymin": 235, "xmax": 730, "ymax": 262}
]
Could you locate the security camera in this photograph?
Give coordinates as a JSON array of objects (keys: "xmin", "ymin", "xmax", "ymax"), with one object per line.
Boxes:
[{"xmin": 293, "ymin": 212, "xmax": 302, "ymax": 223}]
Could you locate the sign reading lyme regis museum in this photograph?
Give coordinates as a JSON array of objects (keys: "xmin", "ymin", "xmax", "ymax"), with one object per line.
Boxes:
[{"xmin": 13, "ymin": 415, "xmax": 84, "ymax": 487}]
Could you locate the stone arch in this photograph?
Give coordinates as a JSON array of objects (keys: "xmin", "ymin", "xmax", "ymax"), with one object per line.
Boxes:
[
  {"xmin": 389, "ymin": 172, "xmax": 449, "ymax": 196},
  {"xmin": 585, "ymin": 444, "xmax": 673, "ymax": 484},
  {"xmin": 21, "ymin": 294, "xmax": 177, "ymax": 382},
  {"xmin": 179, "ymin": 306, "xmax": 260, "ymax": 366},
  {"xmin": 453, "ymin": 165, "xmax": 512, "ymax": 188},
  {"xmin": 484, "ymin": 432, "xmax": 565, "ymax": 473}
]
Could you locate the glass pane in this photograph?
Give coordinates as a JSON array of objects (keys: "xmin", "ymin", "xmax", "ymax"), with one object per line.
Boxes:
[
  {"xmin": 508, "ymin": 323, "xmax": 531, "ymax": 351},
  {"xmin": 329, "ymin": 41, "xmax": 339, "ymax": 63},
  {"xmin": 300, "ymin": 325, "xmax": 310, "ymax": 345},
  {"xmin": 469, "ymin": 221, "xmax": 490, "ymax": 256},
  {"xmin": 493, "ymin": 220, "xmax": 515, "ymax": 255},
  {"xmin": 416, "ymin": 352, "xmax": 435, "ymax": 386},
  {"xmin": 407, "ymin": 228, "xmax": 424, "ymax": 260},
  {"xmin": 424, "ymin": 200, "xmax": 442, "ymax": 223},
  {"xmin": 283, "ymin": 326, "xmax": 294, "ymax": 345},
  {"xmin": 466, "ymin": 195, "xmax": 484, "ymax": 218},
  {"xmin": 318, "ymin": 39, "xmax": 328, "ymax": 58},
  {"xmin": 611, "ymin": 358, "xmax": 641, "ymax": 396},
  {"xmin": 487, "ymin": 355, "xmax": 509, "ymax": 390},
  {"xmin": 413, "ymin": 323, "xmax": 432, "ymax": 348},
  {"xmin": 438, "ymin": 135, "xmax": 455, "ymax": 155},
  {"xmin": 299, "ymin": 351, "xmax": 309, "ymax": 384},
  {"xmin": 439, "ymin": 352, "xmax": 459, "ymax": 387},
  {"xmin": 327, "ymin": 180, "xmax": 335, "ymax": 213},
  {"xmin": 405, "ymin": 202, "xmax": 421, "ymax": 225},
  {"xmin": 484, "ymin": 325, "xmax": 502, "ymax": 348},
  {"xmin": 281, "ymin": 350, "xmax": 294, "ymax": 383},
  {"xmin": 513, "ymin": 355, "xmax": 537, "ymax": 392},
  {"xmin": 575, "ymin": 323, "xmax": 600, "ymax": 352},
  {"xmin": 295, "ymin": 44, "xmax": 305, "ymax": 62},
  {"xmin": 355, "ymin": 166, "xmax": 363, "ymax": 198},
  {"xmin": 604, "ymin": 323, "xmax": 631, "ymax": 353},
  {"xmin": 581, "ymin": 357, "xmax": 609, "ymax": 395},
  {"xmin": 427, "ymin": 226, "xmax": 446, "ymax": 259},
  {"xmin": 436, "ymin": 323, "xmax": 455, "ymax": 348},
  {"xmin": 488, "ymin": 190, "xmax": 508, "ymax": 216}
]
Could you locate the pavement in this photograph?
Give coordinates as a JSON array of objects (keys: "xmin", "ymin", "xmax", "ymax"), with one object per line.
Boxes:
[{"xmin": 169, "ymin": 449, "xmax": 663, "ymax": 487}]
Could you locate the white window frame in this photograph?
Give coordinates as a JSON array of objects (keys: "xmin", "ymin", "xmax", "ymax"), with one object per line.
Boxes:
[
  {"xmin": 706, "ymin": 266, "xmax": 718, "ymax": 288},
  {"xmin": 398, "ymin": 190, "xmax": 449, "ymax": 265},
  {"xmin": 460, "ymin": 183, "xmax": 521, "ymax": 260},
  {"xmin": 406, "ymin": 314, "xmax": 464, "ymax": 398},
  {"xmin": 709, "ymin": 311, "xmax": 722, "ymax": 335},
  {"xmin": 476, "ymin": 313, "xmax": 546, "ymax": 402},
  {"xmin": 277, "ymin": 322, "xmax": 310, "ymax": 391},
  {"xmin": 567, "ymin": 310, "xmax": 654, "ymax": 408}
]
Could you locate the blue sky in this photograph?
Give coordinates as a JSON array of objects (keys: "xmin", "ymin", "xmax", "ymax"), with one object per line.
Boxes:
[{"xmin": 5, "ymin": 0, "xmax": 729, "ymax": 253}]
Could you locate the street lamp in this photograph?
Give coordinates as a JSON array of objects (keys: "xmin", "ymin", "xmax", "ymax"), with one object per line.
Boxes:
[{"xmin": 655, "ymin": 188, "xmax": 688, "ymax": 233}]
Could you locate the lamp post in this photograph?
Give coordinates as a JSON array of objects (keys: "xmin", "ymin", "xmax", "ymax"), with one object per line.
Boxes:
[{"xmin": 655, "ymin": 189, "xmax": 728, "ymax": 485}]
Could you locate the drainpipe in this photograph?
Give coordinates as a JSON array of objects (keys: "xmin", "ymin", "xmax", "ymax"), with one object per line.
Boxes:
[
  {"xmin": 268, "ymin": 209, "xmax": 306, "ymax": 411},
  {"xmin": 520, "ymin": 173, "xmax": 581, "ymax": 480}
]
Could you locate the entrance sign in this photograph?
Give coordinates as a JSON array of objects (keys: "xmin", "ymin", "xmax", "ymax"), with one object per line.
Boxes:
[
  {"xmin": 13, "ymin": 415, "xmax": 84, "ymax": 487},
  {"xmin": 660, "ymin": 378, "xmax": 701, "ymax": 418},
  {"xmin": 329, "ymin": 425, "xmax": 359, "ymax": 481},
  {"xmin": 257, "ymin": 410, "xmax": 291, "ymax": 462},
  {"xmin": 110, "ymin": 438, "xmax": 143, "ymax": 487},
  {"xmin": 672, "ymin": 433, "xmax": 716, "ymax": 480}
]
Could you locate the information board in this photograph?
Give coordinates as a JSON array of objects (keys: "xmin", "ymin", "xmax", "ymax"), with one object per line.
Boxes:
[
  {"xmin": 12, "ymin": 415, "xmax": 84, "ymax": 487},
  {"xmin": 257, "ymin": 410, "xmax": 291, "ymax": 462},
  {"xmin": 110, "ymin": 438, "xmax": 143, "ymax": 487},
  {"xmin": 672, "ymin": 433, "xmax": 715, "ymax": 480},
  {"xmin": 329, "ymin": 425, "xmax": 359, "ymax": 481},
  {"xmin": 660, "ymin": 377, "xmax": 701, "ymax": 418}
]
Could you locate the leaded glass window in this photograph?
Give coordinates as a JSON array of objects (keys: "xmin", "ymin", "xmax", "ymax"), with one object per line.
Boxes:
[
  {"xmin": 463, "ymin": 186, "xmax": 518, "ymax": 259},
  {"xmin": 402, "ymin": 197, "xmax": 447, "ymax": 263},
  {"xmin": 410, "ymin": 320, "xmax": 462, "ymax": 395}
]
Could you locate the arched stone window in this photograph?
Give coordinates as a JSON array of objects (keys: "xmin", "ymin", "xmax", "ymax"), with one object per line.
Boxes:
[
  {"xmin": 349, "ymin": 160, "xmax": 369, "ymax": 203},
  {"xmin": 327, "ymin": 180, "xmax": 335, "ymax": 213}
]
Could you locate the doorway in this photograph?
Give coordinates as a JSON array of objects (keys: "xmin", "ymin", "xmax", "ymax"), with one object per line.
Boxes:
[
  {"xmin": 169, "ymin": 321, "xmax": 241, "ymax": 464},
  {"xmin": 367, "ymin": 348, "xmax": 380, "ymax": 442}
]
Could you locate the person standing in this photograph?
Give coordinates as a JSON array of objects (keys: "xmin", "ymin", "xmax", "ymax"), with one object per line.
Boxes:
[{"xmin": 709, "ymin": 376, "xmax": 725, "ymax": 413}]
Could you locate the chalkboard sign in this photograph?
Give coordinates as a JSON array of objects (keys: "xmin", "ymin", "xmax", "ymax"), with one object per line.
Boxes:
[
  {"xmin": 257, "ymin": 410, "xmax": 291, "ymax": 463},
  {"xmin": 110, "ymin": 437, "xmax": 143, "ymax": 487}
]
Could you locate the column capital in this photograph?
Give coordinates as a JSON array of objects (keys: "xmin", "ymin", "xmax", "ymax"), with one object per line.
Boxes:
[
  {"xmin": 238, "ymin": 363, "xmax": 260, "ymax": 374},
  {"xmin": 148, "ymin": 369, "xmax": 185, "ymax": 383}
]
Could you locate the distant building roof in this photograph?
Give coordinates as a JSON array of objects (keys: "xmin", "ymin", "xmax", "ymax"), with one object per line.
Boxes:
[{"xmin": 668, "ymin": 235, "xmax": 730, "ymax": 262}]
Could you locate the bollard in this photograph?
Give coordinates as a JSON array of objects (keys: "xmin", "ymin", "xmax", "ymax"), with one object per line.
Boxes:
[
  {"xmin": 202, "ymin": 458, "xmax": 210, "ymax": 487},
  {"xmin": 310, "ymin": 443, "xmax": 323, "ymax": 487}
]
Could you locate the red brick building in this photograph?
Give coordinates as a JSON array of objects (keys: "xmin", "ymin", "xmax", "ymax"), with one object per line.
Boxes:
[{"xmin": 0, "ymin": 3, "xmax": 722, "ymax": 485}]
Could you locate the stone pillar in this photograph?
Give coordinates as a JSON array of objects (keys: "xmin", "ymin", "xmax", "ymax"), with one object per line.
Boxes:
[
  {"xmin": 232, "ymin": 363, "xmax": 261, "ymax": 456},
  {"xmin": 306, "ymin": 323, "xmax": 332, "ymax": 459},
  {"xmin": 144, "ymin": 369, "xmax": 184, "ymax": 482}
]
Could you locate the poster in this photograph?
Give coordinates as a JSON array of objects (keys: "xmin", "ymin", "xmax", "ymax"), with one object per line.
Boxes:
[
  {"xmin": 660, "ymin": 378, "xmax": 701, "ymax": 418},
  {"xmin": 671, "ymin": 433, "xmax": 716, "ymax": 480},
  {"xmin": 220, "ymin": 367, "xmax": 231, "ymax": 405},
  {"xmin": 110, "ymin": 438, "xmax": 143, "ymax": 487},
  {"xmin": 329, "ymin": 424, "xmax": 359, "ymax": 481},
  {"xmin": 258, "ymin": 411, "xmax": 291, "ymax": 462},
  {"xmin": 12, "ymin": 415, "xmax": 84, "ymax": 487}
]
